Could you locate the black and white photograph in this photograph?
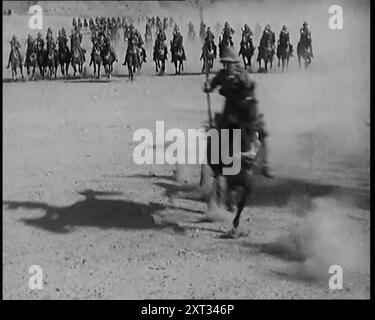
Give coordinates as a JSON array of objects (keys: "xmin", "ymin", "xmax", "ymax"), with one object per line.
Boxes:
[{"xmin": 2, "ymin": 0, "xmax": 370, "ymax": 302}]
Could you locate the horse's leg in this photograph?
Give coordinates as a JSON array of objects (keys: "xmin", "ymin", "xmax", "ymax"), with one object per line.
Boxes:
[
  {"xmin": 231, "ymin": 185, "xmax": 251, "ymax": 237},
  {"xmin": 298, "ymin": 55, "xmax": 301, "ymax": 70}
]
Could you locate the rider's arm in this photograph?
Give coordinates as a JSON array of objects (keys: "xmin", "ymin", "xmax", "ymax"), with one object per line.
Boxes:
[{"xmin": 205, "ymin": 69, "xmax": 225, "ymax": 92}]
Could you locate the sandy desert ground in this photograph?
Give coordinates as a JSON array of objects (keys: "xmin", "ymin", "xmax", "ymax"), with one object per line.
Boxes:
[{"xmin": 3, "ymin": 0, "xmax": 370, "ymax": 299}]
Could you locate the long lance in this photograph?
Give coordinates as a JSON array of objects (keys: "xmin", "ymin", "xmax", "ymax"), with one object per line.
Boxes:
[{"xmin": 200, "ymin": 4, "xmax": 213, "ymax": 128}]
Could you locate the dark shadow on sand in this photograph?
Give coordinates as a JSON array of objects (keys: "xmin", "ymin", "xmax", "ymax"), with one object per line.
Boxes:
[{"xmin": 3, "ymin": 189, "xmax": 186, "ymax": 234}]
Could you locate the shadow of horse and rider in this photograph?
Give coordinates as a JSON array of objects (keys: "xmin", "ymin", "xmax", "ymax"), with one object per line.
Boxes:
[{"xmin": 3, "ymin": 190, "xmax": 189, "ymax": 234}]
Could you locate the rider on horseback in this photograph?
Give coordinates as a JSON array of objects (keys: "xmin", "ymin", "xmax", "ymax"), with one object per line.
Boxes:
[
  {"xmin": 222, "ymin": 22, "xmax": 235, "ymax": 46},
  {"xmin": 257, "ymin": 24, "xmax": 275, "ymax": 62},
  {"xmin": 135, "ymin": 28, "xmax": 147, "ymax": 63},
  {"xmin": 102, "ymin": 34, "xmax": 118, "ymax": 62},
  {"xmin": 46, "ymin": 27, "xmax": 56, "ymax": 52},
  {"xmin": 200, "ymin": 27, "xmax": 217, "ymax": 61},
  {"xmin": 57, "ymin": 27, "xmax": 68, "ymax": 45},
  {"xmin": 152, "ymin": 27, "xmax": 168, "ymax": 63},
  {"xmin": 123, "ymin": 25, "xmax": 139, "ymax": 65},
  {"xmin": 71, "ymin": 27, "xmax": 86, "ymax": 62},
  {"xmin": 6, "ymin": 35, "xmax": 23, "ymax": 69},
  {"xmin": 238, "ymin": 24, "xmax": 254, "ymax": 56},
  {"xmin": 36, "ymin": 32, "xmax": 44, "ymax": 49},
  {"xmin": 203, "ymin": 46, "xmax": 273, "ymax": 178},
  {"xmin": 300, "ymin": 21, "xmax": 313, "ymax": 58},
  {"xmin": 171, "ymin": 25, "xmax": 186, "ymax": 61},
  {"xmin": 277, "ymin": 25, "xmax": 293, "ymax": 57}
]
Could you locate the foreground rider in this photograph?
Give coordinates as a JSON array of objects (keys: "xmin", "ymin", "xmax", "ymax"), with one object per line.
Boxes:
[
  {"xmin": 171, "ymin": 25, "xmax": 186, "ymax": 61},
  {"xmin": 300, "ymin": 21, "xmax": 313, "ymax": 57},
  {"xmin": 6, "ymin": 35, "xmax": 23, "ymax": 69},
  {"xmin": 203, "ymin": 47, "xmax": 273, "ymax": 178}
]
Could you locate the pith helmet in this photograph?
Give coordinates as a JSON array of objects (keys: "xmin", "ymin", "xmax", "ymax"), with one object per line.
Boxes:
[{"xmin": 220, "ymin": 46, "xmax": 240, "ymax": 63}]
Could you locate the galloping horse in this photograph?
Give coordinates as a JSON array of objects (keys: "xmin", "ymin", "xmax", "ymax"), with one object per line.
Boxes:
[
  {"xmin": 277, "ymin": 36, "xmax": 292, "ymax": 72},
  {"xmin": 145, "ymin": 26, "xmax": 152, "ymax": 49},
  {"xmin": 257, "ymin": 38, "xmax": 274, "ymax": 72},
  {"xmin": 9, "ymin": 47, "xmax": 24, "ymax": 80},
  {"xmin": 170, "ymin": 39, "xmax": 184, "ymax": 75},
  {"xmin": 70, "ymin": 44, "xmax": 85, "ymax": 77},
  {"xmin": 90, "ymin": 40, "xmax": 102, "ymax": 78},
  {"xmin": 297, "ymin": 39, "xmax": 312, "ymax": 69},
  {"xmin": 101, "ymin": 40, "xmax": 116, "ymax": 79},
  {"xmin": 218, "ymin": 36, "xmax": 231, "ymax": 61},
  {"xmin": 57, "ymin": 38, "xmax": 70, "ymax": 76},
  {"xmin": 125, "ymin": 38, "xmax": 138, "ymax": 81},
  {"xmin": 25, "ymin": 41, "xmax": 38, "ymax": 79},
  {"xmin": 45, "ymin": 40, "xmax": 58, "ymax": 79},
  {"xmin": 188, "ymin": 23, "xmax": 196, "ymax": 41},
  {"xmin": 239, "ymin": 35, "xmax": 255, "ymax": 69},
  {"xmin": 153, "ymin": 39, "xmax": 167, "ymax": 75},
  {"xmin": 201, "ymin": 37, "xmax": 215, "ymax": 73},
  {"xmin": 36, "ymin": 40, "xmax": 46, "ymax": 79},
  {"xmin": 203, "ymin": 118, "xmax": 264, "ymax": 238}
]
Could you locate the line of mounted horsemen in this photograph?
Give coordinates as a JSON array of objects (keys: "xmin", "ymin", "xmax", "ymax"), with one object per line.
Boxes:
[{"xmin": 7, "ymin": 14, "xmax": 313, "ymax": 80}]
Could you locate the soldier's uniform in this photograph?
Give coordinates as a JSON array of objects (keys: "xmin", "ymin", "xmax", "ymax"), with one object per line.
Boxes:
[
  {"xmin": 7, "ymin": 35, "xmax": 22, "ymax": 68},
  {"xmin": 46, "ymin": 27, "xmax": 56, "ymax": 51},
  {"xmin": 239, "ymin": 24, "xmax": 254, "ymax": 56},
  {"xmin": 171, "ymin": 25, "xmax": 186, "ymax": 61},
  {"xmin": 222, "ymin": 22, "xmax": 235, "ymax": 46},
  {"xmin": 300, "ymin": 22, "xmax": 313, "ymax": 57},
  {"xmin": 277, "ymin": 25, "xmax": 293, "ymax": 57},
  {"xmin": 135, "ymin": 29, "xmax": 147, "ymax": 62},
  {"xmin": 36, "ymin": 32, "xmax": 44, "ymax": 50},
  {"xmin": 204, "ymin": 47, "xmax": 272, "ymax": 178},
  {"xmin": 200, "ymin": 27, "xmax": 217, "ymax": 60}
]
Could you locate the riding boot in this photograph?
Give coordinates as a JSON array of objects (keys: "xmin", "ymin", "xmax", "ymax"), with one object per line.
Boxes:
[
  {"xmin": 310, "ymin": 47, "xmax": 314, "ymax": 58},
  {"xmin": 182, "ymin": 46, "xmax": 186, "ymax": 60}
]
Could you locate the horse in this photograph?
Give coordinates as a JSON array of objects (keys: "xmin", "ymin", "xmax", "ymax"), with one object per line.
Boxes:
[
  {"xmin": 201, "ymin": 38, "xmax": 215, "ymax": 73},
  {"xmin": 36, "ymin": 42, "xmax": 46, "ymax": 79},
  {"xmin": 199, "ymin": 23, "xmax": 206, "ymax": 42},
  {"xmin": 277, "ymin": 36, "xmax": 292, "ymax": 72},
  {"xmin": 170, "ymin": 40, "xmax": 184, "ymax": 75},
  {"xmin": 239, "ymin": 35, "xmax": 255, "ymax": 69},
  {"xmin": 257, "ymin": 38, "xmax": 274, "ymax": 72},
  {"xmin": 9, "ymin": 47, "xmax": 24, "ymax": 80},
  {"xmin": 297, "ymin": 40, "xmax": 312, "ymax": 70},
  {"xmin": 45, "ymin": 42, "xmax": 58, "ymax": 79},
  {"xmin": 218, "ymin": 36, "xmax": 232, "ymax": 60},
  {"xmin": 153, "ymin": 40, "xmax": 167, "ymax": 75},
  {"xmin": 57, "ymin": 39, "xmax": 70, "ymax": 76},
  {"xmin": 25, "ymin": 42, "xmax": 38, "ymax": 80},
  {"xmin": 188, "ymin": 24, "xmax": 196, "ymax": 41},
  {"xmin": 202, "ymin": 118, "xmax": 264, "ymax": 238},
  {"xmin": 70, "ymin": 45, "xmax": 85, "ymax": 77},
  {"xmin": 90, "ymin": 41, "xmax": 102, "ymax": 78},
  {"xmin": 125, "ymin": 40, "xmax": 138, "ymax": 81},
  {"xmin": 145, "ymin": 27, "xmax": 153, "ymax": 49},
  {"xmin": 101, "ymin": 41, "xmax": 116, "ymax": 79}
]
